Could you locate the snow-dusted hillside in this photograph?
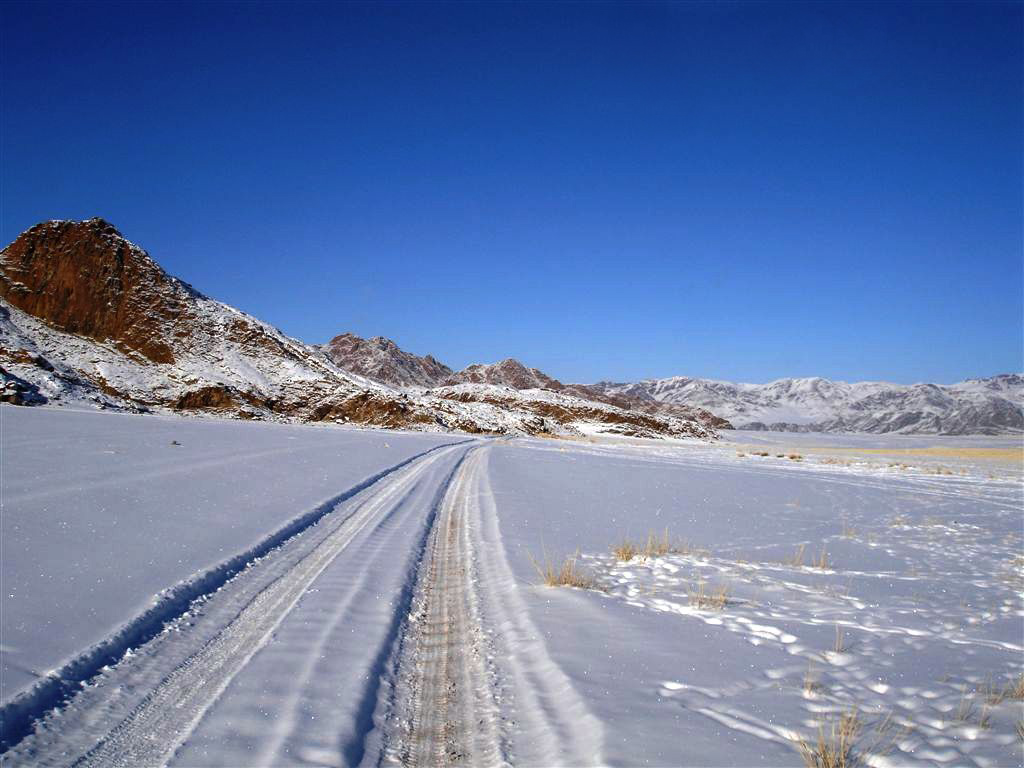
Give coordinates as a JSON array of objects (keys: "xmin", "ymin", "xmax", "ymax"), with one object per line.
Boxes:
[
  {"xmin": 591, "ymin": 374, "xmax": 1024, "ymax": 435},
  {"xmin": 0, "ymin": 219, "xmax": 719, "ymax": 441}
]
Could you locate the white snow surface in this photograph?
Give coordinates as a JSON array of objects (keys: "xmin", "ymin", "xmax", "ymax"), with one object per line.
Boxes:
[
  {"xmin": 0, "ymin": 406, "xmax": 455, "ymax": 702},
  {"xmin": 2, "ymin": 409, "xmax": 1022, "ymax": 767}
]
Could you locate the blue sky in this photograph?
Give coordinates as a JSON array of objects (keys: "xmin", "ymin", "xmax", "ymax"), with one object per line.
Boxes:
[{"xmin": 2, "ymin": 1, "xmax": 1021, "ymax": 384}]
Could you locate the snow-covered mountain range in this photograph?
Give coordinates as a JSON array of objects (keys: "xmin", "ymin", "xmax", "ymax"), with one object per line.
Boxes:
[
  {"xmin": 590, "ymin": 375, "xmax": 1024, "ymax": 435},
  {"xmin": 0, "ymin": 219, "xmax": 717, "ymax": 440},
  {"xmin": 3, "ymin": 218, "xmax": 1018, "ymax": 437}
]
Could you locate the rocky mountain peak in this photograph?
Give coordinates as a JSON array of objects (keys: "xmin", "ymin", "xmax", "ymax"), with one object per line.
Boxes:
[
  {"xmin": 444, "ymin": 359, "xmax": 565, "ymax": 390},
  {"xmin": 0, "ymin": 218, "xmax": 194, "ymax": 364},
  {"xmin": 322, "ymin": 332, "xmax": 452, "ymax": 388}
]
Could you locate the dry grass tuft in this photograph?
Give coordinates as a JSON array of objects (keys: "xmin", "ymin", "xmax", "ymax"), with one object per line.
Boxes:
[
  {"xmin": 786, "ymin": 544, "xmax": 829, "ymax": 569},
  {"xmin": 955, "ymin": 685, "xmax": 976, "ymax": 722},
  {"xmin": 752, "ymin": 450, "xmax": 770, "ymax": 457},
  {"xmin": 644, "ymin": 529, "xmax": 673, "ymax": 557},
  {"xmin": 833, "ymin": 624, "xmax": 846, "ymax": 654},
  {"xmin": 796, "ymin": 708, "xmax": 865, "ymax": 768},
  {"xmin": 788, "ymin": 453, "xmax": 804, "ymax": 461},
  {"xmin": 804, "ymin": 663, "xmax": 823, "ymax": 696},
  {"xmin": 613, "ymin": 538, "xmax": 641, "ymax": 562},
  {"xmin": 1009, "ymin": 673, "xmax": 1024, "ymax": 700},
  {"xmin": 1016, "ymin": 720, "xmax": 1024, "ymax": 742},
  {"xmin": 813, "ymin": 547, "xmax": 829, "ymax": 569},
  {"xmin": 531, "ymin": 550, "xmax": 597, "ymax": 589},
  {"xmin": 687, "ymin": 579, "xmax": 730, "ymax": 610},
  {"xmin": 612, "ymin": 529, "xmax": 708, "ymax": 562},
  {"xmin": 787, "ymin": 544, "xmax": 807, "ymax": 567},
  {"xmin": 987, "ymin": 672, "xmax": 1024, "ymax": 703}
]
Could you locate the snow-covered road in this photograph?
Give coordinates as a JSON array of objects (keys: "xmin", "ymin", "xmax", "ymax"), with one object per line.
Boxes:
[{"xmin": 1, "ymin": 408, "xmax": 1021, "ymax": 767}]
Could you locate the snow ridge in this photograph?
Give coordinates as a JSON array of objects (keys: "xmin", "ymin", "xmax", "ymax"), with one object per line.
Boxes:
[{"xmin": 591, "ymin": 374, "xmax": 1024, "ymax": 435}]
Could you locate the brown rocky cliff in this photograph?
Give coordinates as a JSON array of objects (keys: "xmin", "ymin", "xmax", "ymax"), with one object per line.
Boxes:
[{"xmin": 0, "ymin": 218, "xmax": 191, "ymax": 364}]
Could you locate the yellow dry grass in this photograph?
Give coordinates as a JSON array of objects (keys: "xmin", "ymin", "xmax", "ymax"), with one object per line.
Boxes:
[
  {"xmin": 530, "ymin": 550, "xmax": 597, "ymax": 589},
  {"xmin": 796, "ymin": 708, "xmax": 865, "ymax": 768},
  {"xmin": 687, "ymin": 579, "xmax": 730, "ymax": 610}
]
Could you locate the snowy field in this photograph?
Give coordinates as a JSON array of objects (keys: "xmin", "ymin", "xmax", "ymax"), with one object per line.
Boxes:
[
  {"xmin": 1, "ymin": 407, "xmax": 1021, "ymax": 767},
  {"xmin": 0, "ymin": 407, "xmax": 457, "ymax": 702}
]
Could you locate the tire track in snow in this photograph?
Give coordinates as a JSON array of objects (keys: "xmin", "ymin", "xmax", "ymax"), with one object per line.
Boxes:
[
  {"xmin": 367, "ymin": 446, "xmax": 603, "ymax": 767},
  {"xmin": 0, "ymin": 439, "xmax": 468, "ymax": 754},
  {"xmin": 1, "ymin": 442, "xmax": 471, "ymax": 767}
]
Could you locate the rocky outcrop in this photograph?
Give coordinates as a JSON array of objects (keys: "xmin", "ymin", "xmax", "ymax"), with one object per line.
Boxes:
[
  {"xmin": 322, "ymin": 332, "xmax": 451, "ymax": 388},
  {"xmin": 0, "ymin": 219, "xmax": 194, "ymax": 364}
]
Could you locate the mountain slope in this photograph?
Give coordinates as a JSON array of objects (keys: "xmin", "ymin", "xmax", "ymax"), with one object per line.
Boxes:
[
  {"xmin": 0, "ymin": 219, "xmax": 719, "ymax": 440},
  {"xmin": 590, "ymin": 375, "xmax": 1024, "ymax": 435},
  {"xmin": 321, "ymin": 332, "xmax": 451, "ymax": 388}
]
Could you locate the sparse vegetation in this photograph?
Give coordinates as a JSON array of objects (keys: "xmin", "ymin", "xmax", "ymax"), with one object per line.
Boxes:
[
  {"xmin": 612, "ymin": 529, "xmax": 708, "ymax": 562},
  {"xmin": 955, "ymin": 685, "xmax": 976, "ymax": 722},
  {"xmin": 613, "ymin": 538, "xmax": 641, "ymax": 562},
  {"xmin": 804, "ymin": 663, "xmax": 823, "ymax": 696},
  {"xmin": 796, "ymin": 708, "xmax": 865, "ymax": 768},
  {"xmin": 985, "ymin": 672, "xmax": 1024, "ymax": 704},
  {"xmin": 788, "ymin": 453, "xmax": 803, "ymax": 461},
  {"xmin": 833, "ymin": 624, "xmax": 846, "ymax": 653},
  {"xmin": 687, "ymin": 579, "xmax": 730, "ymax": 610},
  {"xmin": 785, "ymin": 544, "xmax": 829, "ymax": 569},
  {"xmin": 1016, "ymin": 720, "xmax": 1024, "ymax": 743},
  {"xmin": 752, "ymin": 450, "xmax": 770, "ymax": 457},
  {"xmin": 531, "ymin": 550, "xmax": 597, "ymax": 589},
  {"xmin": 786, "ymin": 544, "xmax": 807, "ymax": 567}
]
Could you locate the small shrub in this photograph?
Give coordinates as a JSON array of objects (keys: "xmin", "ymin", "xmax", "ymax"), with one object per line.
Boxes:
[{"xmin": 788, "ymin": 453, "xmax": 803, "ymax": 461}]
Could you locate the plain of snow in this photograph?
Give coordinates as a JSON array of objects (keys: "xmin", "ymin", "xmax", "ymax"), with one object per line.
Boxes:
[
  {"xmin": 1, "ymin": 407, "xmax": 1021, "ymax": 767},
  {"xmin": 0, "ymin": 405, "xmax": 455, "ymax": 702}
]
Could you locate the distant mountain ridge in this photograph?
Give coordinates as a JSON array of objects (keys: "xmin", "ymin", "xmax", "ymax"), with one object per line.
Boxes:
[
  {"xmin": 443, "ymin": 359, "xmax": 563, "ymax": 390},
  {"xmin": 590, "ymin": 375, "xmax": 1024, "ymax": 435},
  {"xmin": 322, "ymin": 332, "xmax": 452, "ymax": 388},
  {"xmin": 0, "ymin": 219, "xmax": 718, "ymax": 441}
]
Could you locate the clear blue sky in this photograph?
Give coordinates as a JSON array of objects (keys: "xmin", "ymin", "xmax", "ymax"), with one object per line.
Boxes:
[{"xmin": 2, "ymin": 1, "xmax": 1021, "ymax": 384}]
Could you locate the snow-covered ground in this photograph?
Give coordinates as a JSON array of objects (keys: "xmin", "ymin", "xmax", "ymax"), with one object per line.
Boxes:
[
  {"xmin": 1, "ymin": 408, "xmax": 1021, "ymax": 766},
  {"xmin": 0, "ymin": 406, "xmax": 456, "ymax": 703}
]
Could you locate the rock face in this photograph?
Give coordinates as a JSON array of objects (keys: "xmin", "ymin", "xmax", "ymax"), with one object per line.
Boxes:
[
  {"xmin": 0, "ymin": 218, "xmax": 721, "ymax": 441},
  {"xmin": 591, "ymin": 375, "xmax": 1024, "ymax": 435},
  {"xmin": 443, "ymin": 359, "xmax": 565, "ymax": 390},
  {"xmin": 1, "ymin": 219, "xmax": 188, "ymax": 364},
  {"xmin": 322, "ymin": 332, "xmax": 451, "ymax": 388}
]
